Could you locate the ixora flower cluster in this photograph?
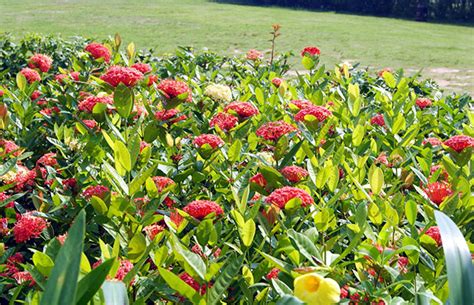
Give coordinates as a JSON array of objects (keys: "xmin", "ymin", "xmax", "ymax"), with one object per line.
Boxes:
[{"xmin": 0, "ymin": 36, "xmax": 472, "ymax": 305}]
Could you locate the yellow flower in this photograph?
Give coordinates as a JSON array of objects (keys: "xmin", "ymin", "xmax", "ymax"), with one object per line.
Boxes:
[{"xmin": 294, "ymin": 273, "xmax": 340, "ymax": 305}]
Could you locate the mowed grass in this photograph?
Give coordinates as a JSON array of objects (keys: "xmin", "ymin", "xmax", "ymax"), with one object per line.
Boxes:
[{"xmin": 1, "ymin": 0, "xmax": 473, "ymax": 93}]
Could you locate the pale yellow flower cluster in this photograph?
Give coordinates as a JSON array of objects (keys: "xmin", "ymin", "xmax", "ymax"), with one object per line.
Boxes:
[{"xmin": 204, "ymin": 84, "xmax": 232, "ymax": 103}]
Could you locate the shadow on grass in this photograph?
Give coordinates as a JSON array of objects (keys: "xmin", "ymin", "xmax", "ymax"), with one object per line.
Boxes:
[{"xmin": 209, "ymin": 0, "xmax": 474, "ymax": 27}]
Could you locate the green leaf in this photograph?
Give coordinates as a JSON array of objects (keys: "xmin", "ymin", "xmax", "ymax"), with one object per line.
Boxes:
[
  {"xmin": 171, "ymin": 235, "xmax": 207, "ymax": 280},
  {"xmin": 241, "ymin": 219, "xmax": 256, "ymax": 247},
  {"xmin": 276, "ymin": 295, "xmax": 305, "ymax": 305},
  {"xmin": 405, "ymin": 200, "xmax": 417, "ymax": 226},
  {"xmin": 114, "ymin": 141, "xmax": 132, "ymax": 172},
  {"xmin": 352, "ymin": 124, "xmax": 365, "ymax": 147},
  {"xmin": 383, "ymin": 71, "xmax": 396, "ymax": 88},
  {"xmin": 103, "ymin": 161, "xmax": 129, "ymax": 195},
  {"xmin": 228, "ymin": 139, "xmax": 242, "ymax": 163},
  {"xmin": 32, "ymin": 252, "xmax": 54, "ymax": 277},
  {"xmin": 287, "ymin": 229, "xmax": 321, "ymax": 263},
  {"xmin": 102, "ymin": 280, "xmax": 130, "ymax": 305},
  {"xmin": 255, "ymin": 87, "xmax": 265, "ymax": 104},
  {"xmin": 392, "ymin": 113, "xmax": 406, "ymax": 134},
  {"xmin": 76, "ymin": 258, "xmax": 115, "ymax": 305},
  {"xmin": 40, "ymin": 210, "xmax": 86, "ymax": 305},
  {"xmin": 114, "ymin": 83, "xmax": 133, "ymax": 118},
  {"xmin": 434, "ymin": 211, "xmax": 474, "ymax": 305},
  {"xmin": 129, "ymin": 162, "xmax": 158, "ymax": 195},
  {"xmin": 90, "ymin": 195, "xmax": 108, "ymax": 215},
  {"xmin": 16, "ymin": 72, "xmax": 27, "ymax": 91},
  {"xmin": 158, "ymin": 267, "xmax": 201, "ymax": 304},
  {"xmin": 369, "ymin": 166, "xmax": 384, "ymax": 195},
  {"xmin": 301, "ymin": 56, "xmax": 315, "ymax": 70},
  {"xmin": 207, "ymin": 254, "xmax": 243, "ymax": 305},
  {"xmin": 128, "ymin": 233, "xmax": 146, "ymax": 263}
]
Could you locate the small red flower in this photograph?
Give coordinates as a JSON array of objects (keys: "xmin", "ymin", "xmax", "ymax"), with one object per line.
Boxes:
[
  {"xmin": 20, "ymin": 68, "xmax": 41, "ymax": 83},
  {"xmin": 57, "ymin": 233, "xmax": 67, "ymax": 245},
  {"xmin": 280, "ymin": 166, "xmax": 308, "ymax": 183},
  {"xmin": 397, "ymin": 256, "xmax": 409, "ymax": 273},
  {"xmin": 36, "ymin": 152, "xmax": 57, "ymax": 167},
  {"xmin": 295, "ymin": 105, "xmax": 331, "ymax": 122},
  {"xmin": 340, "ymin": 285, "xmax": 350, "ymax": 298},
  {"xmin": 157, "ymin": 79, "xmax": 192, "ymax": 102},
  {"xmin": 271, "ymin": 78, "xmax": 283, "ymax": 87},
  {"xmin": 115, "ymin": 259, "xmax": 133, "ymax": 281},
  {"xmin": 425, "ymin": 226, "xmax": 442, "ymax": 246},
  {"xmin": 246, "ymin": 49, "xmax": 263, "ymax": 61},
  {"xmin": 301, "ymin": 46, "xmax": 321, "ymax": 57},
  {"xmin": 443, "ymin": 135, "xmax": 474, "ymax": 152},
  {"xmin": 13, "ymin": 271, "xmax": 35, "ymax": 286},
  {"xmin": 62, "ymin": 178, "xmax": 77, "ymax": 190},
  {"xmin": 100, "ymin": 66, "xmax": 143, "ymax": 87},
  {"xmin": 131, "ymin": 63, "xmax": 152, "ymax": 74},
  {"xmin": 30, "ymin": 91, "xmax": 41, "ymax": 100},
  {"xmin": 210, "ymin": 112, "xmax": 238, "ymax": 131},
  {"xmin": 78, "ymin": 95, "xmax": 113, "ymax": 113},
  {"xmin": 423, "ymin": 137, "xmax": 442, "ymax": 147},
  {"xmin": 423, "ymin": 181, "xmax": 453, "ymax": 205},
  {"xmin": 371, "ymin": 114, "xmax": 385, "ymax": 127},
  {"xmin": 13, "ymin": 213, "xmax": 48, "ymax": 243},
  {"xmin": 147, "ymin": 75, "xmax": 159, "ymax": 86},
  {"xmin": 265, "ymin": 268, "xmax": 280, "ymax": 280},
  {"xmin": 5, "ymin": 165, "xmax": 36, "ymax": 191},
  {"xmin": 28, "ymin": 54, "xmax": 53, "ymax": 73},
  {"xmin": 224, "ymin": 102, "xmax": 259, "ymax": 119},
  {"xmin": 265, "ymin": 186, "xmax": 314, "ymax": 208},
  {"xmin": 82, "ymin": 119, "xmax": 98, "ymax": 130},
  {"xmin": 416, "ymin": 98, "xmax": 432, "ymax": 109},
  {"xmin": 430, "ymin": 165, "xmax": 449, "ymax": 181},
  {"xmin": 183, "ymin": 200, "xmax": 223, "ymax": 220},
  {"xmin": 0, "ymin": 140, "xmax": 21, "ymax": 157},
  {"xmin": 180, "ymin": 272, "xmax": 208, "ymax": 295},
  {"xmin": 82, "ymin": 185, "xmax": 109, "ymax": 199},
  {"xmin": 377, "ymin": 67, "xmax": 392, "ymax": 77},
  {"xmin": 143, "ymin": 224, "xmax": 164, "ymax": 240},
  {"xmin": 85, "ymin": 43, "xmax": 111, "ymax": 63},
  {"xmin": 289, "ymin": 100, "xmax": 313, "ymax": 110},
  {"xmin": 151, "ymin": 176, "xmax": 175, "ymax": 192},
  {"xmin": 193, "ymin": 134, "xmax": 224, "ymax": 149},
  {"xmin": 250, "ymin": 173, "xmax": 267, "ymax": 189},
  {"xmin": 256, "ymin": 121, "xmax": 297, "ymax": 141}
]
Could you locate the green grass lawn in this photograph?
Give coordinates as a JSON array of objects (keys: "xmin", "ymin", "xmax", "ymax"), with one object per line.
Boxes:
[{"xmin": 1, "ymin": 0, "xmax": 473, "ymax": 93}]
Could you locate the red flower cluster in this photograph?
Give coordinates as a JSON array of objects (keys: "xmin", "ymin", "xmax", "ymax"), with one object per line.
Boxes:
[
  {"xmin": 82, "ymin": 185, "xmax": 110, "ymax": 199},
  {"xmin": 78, "ymin": 95, "xmax": 113, "ymax": 113},
  {"xmin": 271, "ymin": 78, "xmax": 283, "ymax": 87},
  {"xmin": 265, "ymin": 186, "xmax": 314, "ymax": 208},
  {"xmin": 20, "ymin": 68, "xmax": 41, "ymax": 83},
  {"xmin": 256, "ymin": 121, "xmax": 297, "ymax": 141},
  {"xmin": 30, "ymin": 90, "xmax": 41, "ymax": 101},
  {"xmin": 82, "ymin": 119, "xmax": 98, "ymax": 130},
  {"xmin": 180, "ymin": 272, "xmax": 208, "ymax": 295},
  {"xmin": 157, "ymin": 79, "xmax": 192, "ymax": 102},
  {"xmin": 183, "ymin": 200, "xmax": 223, "ymax": 219},
  {"xmin": 370, "ymin": 114, "xmax": 385, "ymax": 127},
  {"xmin": 416, "ymin": 98, "xmax": 432, "ymax": 109},
  {"xmin": 152, "ymin": 176, "xmax": 175, "ymax": 192},
  {"xmin": 224, "ymin": 102, "xmax": 259, "ymax": 119},
  {"xmin": 301, "ymin": 46, "xmax": 321, "ymax": 57},
  {"xmin": 85, "ymin": 43, "xmax": 111, "ymax": 63},
  {"xmin": 36, "ymin": 152, "xmax": 57, "ymax": 167},
  {"xmin": 131, "ymin": 63, "xmax": 152, "ymax": 74},
  {"xmin": 0, "ymin": 139, "xmax": 21, "ymax": 156},
  {"xmin": 246, "ymin": 49, "xmax": 263, "ymax": 61},
  {"xmin": 100, "ymin": 66, "xmax": 143, "ymax": 87},
  {"xmin": 28, "ymin": 54, "xmax": 53, "ymax": 72},
  {"xmin": 430, "ymin": 165, "xmax": 449, "ymax": 181},
  {"xmin": 143, "ymin": 224, "xmax": 164, "ymax": 240},
  {"xmin": 5, "ymin": 165, "xmax": 36, "ymax": 191},
  {"xmin": 0, "ymin": 192, "xmax": 14, "ymax": 208},
  {"xmin": 289, "ymin": 100, "xmax": 313, "ymax": 110},
  {"xmin": 193, "ymin": 134, "xmax": 224, "ymax": 149},
  {"xmin": 265, "ymin": 268, "xmax": 280, "ymax": 280},
  {"xmin": 13, "ymin": 271, "xmax": 35, "ymax": 285},
  {"xmin": 423, "ymin": 181, "xmax": 453, "ymax": 205},
  {"xmin": 280, "ymin": 165, "xmax": 308, "ymax": 183},
  {"xmin": 295, "ymin": 105, "xmax": 332, "ymax": 122},
  {"xmin": 154, "ymin": 109, "xmax": 186, "ymax": 124},
  {"xmin": 250, "ymin": 173, "xmax": 267, "ymax": 188},
  {"xmin": 443, "ymin": 135, "xmax": 474, "ymax": 152},
  {"xmin": 422, "ymin": 137, "xmax": 442, "ymax": 147},
  {"xmin": 13, "ymin": 213, "xmax": 48, "ymax": 243},
  {"xmin": 210, "ymin": 112, "xmax": 238, "ymax": 131},
  {"xmin": 424, "ymin": 226, "xmax": 442, "ymax": 246}
]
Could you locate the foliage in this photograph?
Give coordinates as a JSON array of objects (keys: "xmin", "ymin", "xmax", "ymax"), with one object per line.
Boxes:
[{"xmin": 0, "ymin": 33, "xmax": 473, "ymax": 305}]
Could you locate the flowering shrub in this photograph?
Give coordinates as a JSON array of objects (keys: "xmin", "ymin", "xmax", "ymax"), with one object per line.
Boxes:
[{"xmin": 0, "ymin": 34, "xmax": 472, "ymax": 305}]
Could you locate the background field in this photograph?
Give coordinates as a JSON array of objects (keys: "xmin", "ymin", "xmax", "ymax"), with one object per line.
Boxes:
[{"xmin": 1, "ymin": 0, "xmax": 473, "ymax": 94}]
